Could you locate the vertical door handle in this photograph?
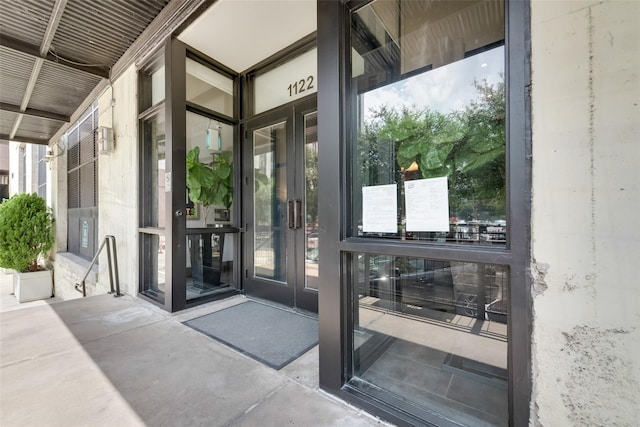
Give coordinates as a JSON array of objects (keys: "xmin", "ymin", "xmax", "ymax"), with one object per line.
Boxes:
[
  {"xmin": 295, "ymin": 199, "xmax": 302, "ymax": 229},
  {"xmin": 288, "ymin": 199, "xmax": 295, "ymax": 229}
]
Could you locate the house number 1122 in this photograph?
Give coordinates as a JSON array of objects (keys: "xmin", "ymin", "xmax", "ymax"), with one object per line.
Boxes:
[{"xmin": 288, "ymin": 76, "xmax": 314, "ymax": 97}]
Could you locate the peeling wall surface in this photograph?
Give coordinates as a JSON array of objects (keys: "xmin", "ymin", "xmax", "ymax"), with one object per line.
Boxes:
[{"xmin": 531, "ymin": 1, "xmax": 640, "ymax": 425}]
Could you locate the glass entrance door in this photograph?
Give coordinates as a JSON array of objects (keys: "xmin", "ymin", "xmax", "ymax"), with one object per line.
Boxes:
[{"xmin": 243, "ymin": 98, "xmax": 318, "ymax": 312}]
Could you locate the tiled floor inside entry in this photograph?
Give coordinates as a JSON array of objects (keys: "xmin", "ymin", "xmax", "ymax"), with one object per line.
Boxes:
[
  {"xmin": 360, "ymin": 337, "xmax": 507, "ymax": 426},
  {"xmin": 355, "ymin": 304, "xmax": 508, "ymax": 426}
]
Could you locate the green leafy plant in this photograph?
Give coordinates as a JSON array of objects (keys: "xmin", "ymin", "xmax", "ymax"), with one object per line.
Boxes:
[
  {"xmin": 186, "ymin": 147, "xmax": 233, "ymax": 221},
  {"xmin": 0, "ymin": 193, "xmax": 54, "ymax": 272},
  {"xmin": 358, "ymin": 79, "xmax": 506, "ymax": 219}
]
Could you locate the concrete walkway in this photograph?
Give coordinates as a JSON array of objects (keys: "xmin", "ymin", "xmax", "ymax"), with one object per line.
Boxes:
[{"xmin": 0, "ymin": 273, "xmax": 390, "ymax": 427}]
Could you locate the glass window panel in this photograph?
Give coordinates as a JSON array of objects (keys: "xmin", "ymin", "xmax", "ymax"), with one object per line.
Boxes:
[
  {"xmin": 186, "ymin": 232, "xmax": 235, "ymax": 302},
  {"xmin": 351, "ymin": 0, "xmax": 506, "ymax": 246},
  {"xmin": 151, "ymin": 65, "xmax": 165, "ymax": 106},
  {"xmin": 140, "ymin": 233, "xmax": 165, "ymax": 303},
  {"xmin": 185, "ymin": 111, "xmax": 235, "ymax": 227},
  {"xmin": 254, "ymin": 48, "xmax": 317, "ymax": 114},
  {"xmin": 140, "ymin": 113, "xmax": 166, "ymax": 228},
  {"xmin": 253, "ymin": 121, "xmax": 287, "ymax": 283},
  {"xmin": 140, "ymin": 63, "xmax": 165, "ymax": 111},
  {"xmin": 351, "ymin": 253, "xmax": 509, "ymax": 426},
  {"xmin": 186, "ymin": 58, "xmax": 234, "ymax": 117},
  {"xmin": 304, "ymin": 112, "xmax": 319, "ymax": 290}
]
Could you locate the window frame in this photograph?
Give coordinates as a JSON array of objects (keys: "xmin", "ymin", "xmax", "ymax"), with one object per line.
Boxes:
[{"xmin": 316, "ymin": 0, "xmax": 532, "ymax": 425}]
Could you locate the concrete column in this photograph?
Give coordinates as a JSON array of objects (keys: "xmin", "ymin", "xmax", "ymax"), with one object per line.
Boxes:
[{"xmin": 530, "ymin": 1, "xmax": 640, "ymax": 424}]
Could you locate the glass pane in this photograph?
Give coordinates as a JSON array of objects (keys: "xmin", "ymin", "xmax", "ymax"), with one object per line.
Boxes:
[
  {"xmin": 186, "ymin": 232, "xmax": 234, "ymax": 302},
  {"xmin": 140, "ymin": 64, "xmax": 165, "ymax": 111},
  {"xmin": 351, "ymin": 0, "xmax": 506, "ymax": 246},
  {"xmin": 151, "ymin": 65, "xmax": 165, "ymax": 106},
  {"xmin": 253, "ymin": 121, "xmax": 287, "ymax": 282},
  {"xmin": 140, "ymin": 113, "xmax": 166, "ymax": 228},
  {"xmin": 140, "ymin": 233, "xmax": 165, "ymax": 302},
  {"xmin": 304, "ymin": 112, "xmax": 319, "ymax": 290},
  {"xmin": 254, "ymin": 48, "xmax": 317, "ymax": 115},
  {"xmin": 351, "ymin": 253, "xmax": 509, "ymax": 426},
  {"xmin": 186, "ymin": 58, "xmax": 234, "ymax": 117},
  {"xmin": 185, "ymin": 111, "xmax": 235, "ymax": 227}
]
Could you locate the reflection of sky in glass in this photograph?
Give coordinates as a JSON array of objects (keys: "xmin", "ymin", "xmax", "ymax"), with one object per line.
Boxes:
[{"xmin": 363, "ymin": 46, "xmax": 504, "ymax": 121}]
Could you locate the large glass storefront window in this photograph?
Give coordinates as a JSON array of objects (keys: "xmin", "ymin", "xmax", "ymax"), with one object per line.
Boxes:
[
  {"xmin": 351, "ymin": 0, "xmax": 505, "ymax": 246},
  {"xmin": 346, "ymin": 1, "xmax": 509, "ymax": 425}
]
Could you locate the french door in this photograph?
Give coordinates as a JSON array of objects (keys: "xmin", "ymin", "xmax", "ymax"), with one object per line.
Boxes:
[{"xmin": 243, "ymin": 98, "xmax": 318, "ymax": 312}]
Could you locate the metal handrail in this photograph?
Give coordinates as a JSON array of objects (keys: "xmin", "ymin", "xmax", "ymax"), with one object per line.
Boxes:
[{"xmin": 74, "ymin": 235, "xmax": 123, "ymax": 298}]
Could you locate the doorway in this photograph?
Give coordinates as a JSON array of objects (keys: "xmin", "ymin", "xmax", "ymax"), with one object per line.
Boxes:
[{"xmin": 243, "ymin": 98, "xmax": 318, "ymax": 313}]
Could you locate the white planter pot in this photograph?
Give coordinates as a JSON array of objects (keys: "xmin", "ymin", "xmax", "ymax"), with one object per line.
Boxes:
[{"xmin": 14, "ymin": 270, "xmax": 52, "ymax": 303}]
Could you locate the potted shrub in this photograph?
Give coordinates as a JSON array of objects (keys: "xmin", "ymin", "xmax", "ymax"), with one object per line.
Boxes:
[{"xmin": 0, "ymin": 193, "xmax": 55, "ymax": 302}]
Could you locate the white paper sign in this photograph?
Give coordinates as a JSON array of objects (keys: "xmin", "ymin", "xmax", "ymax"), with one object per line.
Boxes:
[
  {"xmin": 404, "ymin": 177, "xmax": 450, "ymax": 232},
  {"xmin": 362, "ymin": 184, "xmax": 397, "ymax": 233}
]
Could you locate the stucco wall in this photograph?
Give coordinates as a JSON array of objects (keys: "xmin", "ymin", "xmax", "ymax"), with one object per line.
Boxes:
[
  {"xmin": 96, "ymin": 64, "xmax": 139, "ymax": 297},
  {"xmin": 530, "ymin": 1, "xmax": 640, "ymax": 425}
]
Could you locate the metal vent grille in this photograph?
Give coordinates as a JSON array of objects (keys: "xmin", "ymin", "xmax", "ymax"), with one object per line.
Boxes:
[
  {"xmin": 79, "ymin": 163, "xmax": 96, "ymax": 208},
  {"xmin": 67, "ymin": 128, "xmax": 79, "ymax": 170},
  {"xmin": 68, "ymin": 169, "xmax": 79, "ymax": 209},
  {"xmin": 67, "ymin": 106, "xmax": 97, "ymax": 209},
  {"xmin": 79, "ymin": 114, "xmax": 95, "ymax": 164}
]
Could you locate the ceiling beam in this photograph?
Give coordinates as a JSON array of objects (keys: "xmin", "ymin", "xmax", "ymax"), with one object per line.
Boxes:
[
  {"xmin": 0, "ymin": 35, "xmax": 110, "ymax": 80},
  {"xmin": 0, "ymin": 134, "xmax": 51, "ymax": 146},
  {"xmin": 41, "ymin": 0, "xmax": 68, "ymax": 55},
  {"xmin": 0, "ymin": 103, "xmax": 69, "ymax": 122}
]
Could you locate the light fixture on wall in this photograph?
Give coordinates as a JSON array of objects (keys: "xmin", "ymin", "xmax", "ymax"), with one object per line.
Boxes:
[
  {"xmin": 97, "ymin": 126, "xmax": 114, "ymax": 154},
  {"xmin": 43, "ymin": 139, "xmax": 65, "ymax": 163},
  {"xmin": 206, "ymin": 124, "xmax": 222, "ymax": 152}
]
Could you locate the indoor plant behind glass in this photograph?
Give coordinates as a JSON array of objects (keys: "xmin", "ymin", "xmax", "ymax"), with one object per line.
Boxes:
[
  {"xmin": 186, "ymin": 146, "xmax": 233, "ymax": 224},
  {"xmin": 0, "ymin": 193, "xmax": 55, "ymax": 302}
]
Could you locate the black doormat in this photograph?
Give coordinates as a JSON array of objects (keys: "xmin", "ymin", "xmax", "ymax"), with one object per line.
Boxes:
[{"xmin": 184, "ymin": 300, "xmax": 318, "ymax": 370}]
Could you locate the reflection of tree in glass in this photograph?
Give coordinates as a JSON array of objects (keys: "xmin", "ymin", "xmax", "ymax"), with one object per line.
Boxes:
[
  {"xmin": 305, "ymin": 144, "xmax": 318, "ymax": 225},
  {"xmin": 358, "ymin": 79, "xmax": 505, "ymax": 221},
  {"xmin": 253, "ymin": 169, "xmax": 271, "ymax": 225}
]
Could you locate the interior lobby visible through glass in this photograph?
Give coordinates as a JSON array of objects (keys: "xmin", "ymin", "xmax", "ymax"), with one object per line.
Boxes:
[
  {"xmin": 349, "ymin": 1, "xmax": 508, "ymax": 425},
  {"xmin": 185, "ymin": 111, "xmax": 236, "ymax": 302}
]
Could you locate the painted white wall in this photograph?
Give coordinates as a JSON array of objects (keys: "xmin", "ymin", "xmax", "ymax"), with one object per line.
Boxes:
[
  {"xmin": 8, "ymin": 142, "xmax": 22, "ymax": 196},
  {"xmin": 96, "ymin": 64, "xmax": 139, "ymax": 297},
  {"xmin": 530, "ymin": 1, "xmax": 640, "ymax": 425}
]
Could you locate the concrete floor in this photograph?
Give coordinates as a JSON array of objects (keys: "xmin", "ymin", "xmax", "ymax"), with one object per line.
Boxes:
[{"xmin": 0, "ymin": 273, "xmax": 390, "ymax": 427}]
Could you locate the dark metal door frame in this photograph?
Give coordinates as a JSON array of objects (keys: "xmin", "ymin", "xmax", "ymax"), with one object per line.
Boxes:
[{"xmin": 242, "ymin": 97, "xmax": 318, "ymax": 312}]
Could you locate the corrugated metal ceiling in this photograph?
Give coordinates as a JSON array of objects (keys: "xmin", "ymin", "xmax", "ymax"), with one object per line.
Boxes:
[
  {"xmin": 0, "ymin": 0, "xmax": 171, "ymax": 146},
  {"xmin": 0, "ymin": 0, "xmax": 54, "ymax": 47},
  {"xmin": 29, "ymin": 61, "xmax": 103, "ymax": 116},
  {"xmin": 0, "ymin": 46, "xmax": 35, "ymax": 106}
]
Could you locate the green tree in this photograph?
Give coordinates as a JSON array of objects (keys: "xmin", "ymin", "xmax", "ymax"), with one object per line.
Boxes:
[
  {"xmin": 0, "ymin": 193, "xmax": 54, "ymax": 272},
  {"xmin": 358, "ymin": 79, "xmax": 506, "ymax": 221}
]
